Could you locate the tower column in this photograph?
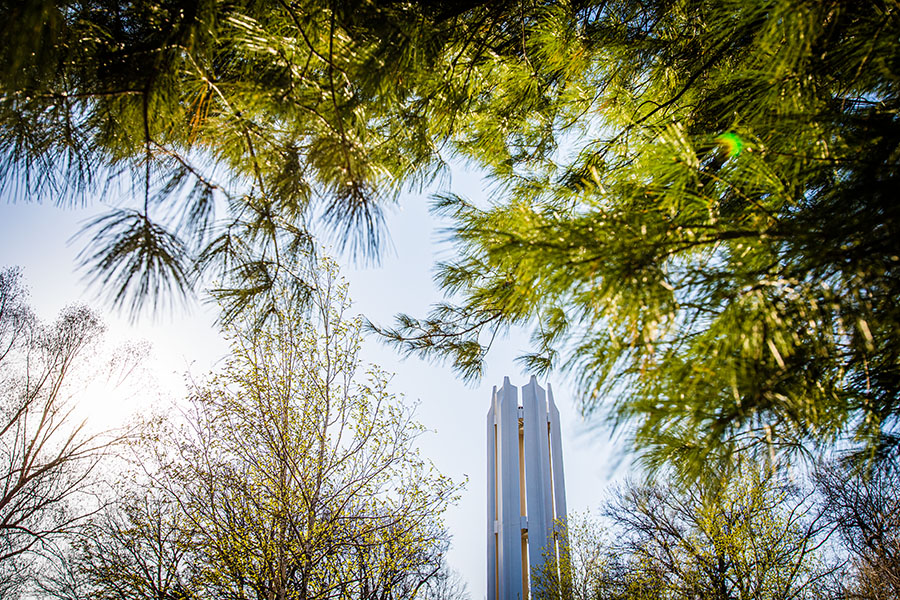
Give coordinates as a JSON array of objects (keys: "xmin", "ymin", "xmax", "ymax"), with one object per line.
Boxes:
[{"xmin": 487, "ymin": 376, "xmax": 567, "ymax": 600}]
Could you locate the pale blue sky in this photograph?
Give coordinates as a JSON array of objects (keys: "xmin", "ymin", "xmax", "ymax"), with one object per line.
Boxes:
[{"xmin": 0, "ymin": 167, "xmax": 628, "ymax": 599}]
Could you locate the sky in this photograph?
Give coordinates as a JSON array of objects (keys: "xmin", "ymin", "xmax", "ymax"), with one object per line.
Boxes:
[{"xmin": 0, "ymin": 167, "xmax": 630, "ymax": 599}]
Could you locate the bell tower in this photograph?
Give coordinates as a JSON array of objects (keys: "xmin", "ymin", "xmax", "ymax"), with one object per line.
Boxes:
[{"xmin": 487, "ymin": 376, "xmax": 567, "ymax": 600}]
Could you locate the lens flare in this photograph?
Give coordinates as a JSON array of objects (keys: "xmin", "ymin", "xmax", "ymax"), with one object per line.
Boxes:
[{"xmin": 716, "ymin": 132, "xmax": 743, "ymax": 157}]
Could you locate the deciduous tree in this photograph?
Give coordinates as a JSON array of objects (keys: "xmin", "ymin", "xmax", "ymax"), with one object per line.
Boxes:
[
  {"xmin": 531, "ymin": 512, "xmax": 605, "ymax": 600},
  {"xmin": 533, "ymin": 466, "xmax": 840, "ymax": 600},
  {"xmin": 816, "ymin": 458, "xmax": 900, "ymax": 600},
  {"xmin": 0, "ymin": 268, "xmax": 121, "ymax": 572},
  {"xmin": 64, "ymin": 258, "xmax": 461, "ymax": 600}
]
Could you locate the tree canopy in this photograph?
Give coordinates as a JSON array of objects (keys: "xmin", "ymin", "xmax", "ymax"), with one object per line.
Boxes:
[
  {"xmin": 1, "ymin": 0, "xmax": 531, "ymax": 317},
  {"xmin": 815, "ymin": 458, "xmax": 900, "ymax": 599},
  {"xmin": 0, "ymin": 268, "xmax": 133, "ymax": 598},
  {"xmin": 2, "ymin": 0, "xmax": 899, "ymax": 474},
  {"xmin": 531, "ymin": 459, "xmax": 900, "ymax": 600},
  {"xmin": 34, "ymin": 259, "xmax": 463, "ymax": 600},
  {"xmin": 377, "ymin": 0, "xmax": 900, "ymax": 474},
  {"xmin": 530, "ymin": 460, "xmax": 900, "ymax": 600}
]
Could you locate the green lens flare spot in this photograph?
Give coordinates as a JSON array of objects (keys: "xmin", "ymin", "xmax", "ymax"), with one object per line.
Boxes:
[{"xmin": 716, "ymin": 132, "xmax": 743, "ymax": 157}]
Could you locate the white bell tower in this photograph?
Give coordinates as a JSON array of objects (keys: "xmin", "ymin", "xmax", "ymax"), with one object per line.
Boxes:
[{"xmin": 487, "ymin": 376, "xmax": 568, "ymax": 600}]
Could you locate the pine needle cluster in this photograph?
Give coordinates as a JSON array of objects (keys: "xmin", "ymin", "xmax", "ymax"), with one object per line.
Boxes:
[
  {"xmin": 376, "ymin": 0, "xmax": 900, "ymax": 475},
  {"xmin": 3, "ymin": 1, "xmax": 899, "ymax": 475}
]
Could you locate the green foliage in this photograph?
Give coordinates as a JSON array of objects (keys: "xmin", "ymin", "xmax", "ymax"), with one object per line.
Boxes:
[
  {"xmin": 377, "ymin": 0, "xmax": 900, "ymax": 476},
  {"xmin": 0, "ymin": 0, "xmax": 505, "ymax": 317},
  {"xmin": 76, "ymin": 209, "xmax": 190, "ymax": 319},
  {"xmin": 533, "ymin": 466, "xmax": 839, "ymax": 600},
  {"xmin": 63, "ymin": 258, "xmax": 461, "ymax": 600},
  {"xmin": 68, "ymin": 490, "xmax": 192, "ymax": 600},
  {"xmin": 531, "ymin": 513, "xmax": 603, "ymax": 600},
  {"xmin": 4, "ymin": 0, "xmax": 899, "ymax": 475}
]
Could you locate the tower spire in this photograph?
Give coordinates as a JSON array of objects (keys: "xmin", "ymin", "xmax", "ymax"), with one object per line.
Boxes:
[{"xmin": 487, "ymin": 378, "xmax": 568, "ymax": 600}]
